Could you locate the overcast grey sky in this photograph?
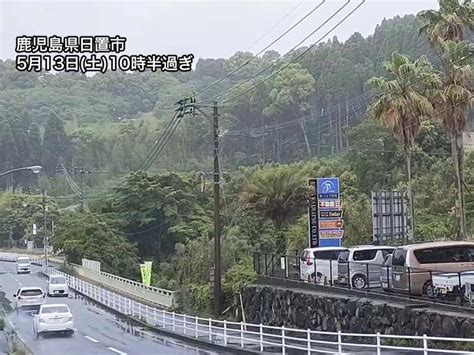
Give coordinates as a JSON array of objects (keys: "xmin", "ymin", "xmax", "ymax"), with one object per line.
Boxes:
[{"xmin": 0, "ymin": 0, "xmax": 438, "ymax": 61}]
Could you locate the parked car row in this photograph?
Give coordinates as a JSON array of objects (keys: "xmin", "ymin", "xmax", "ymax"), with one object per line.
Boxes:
[
  {"xmin": 300, "ymin": 245, "xmax": 395, "ymax": 288},
  {"xmin": 299, "ymin": 241, "xmax": 474, "ymax": 297}
]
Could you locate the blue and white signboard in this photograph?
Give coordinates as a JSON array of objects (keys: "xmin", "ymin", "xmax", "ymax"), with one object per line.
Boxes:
[
  {"xmin": 307, "ymin": 177, "xmax": 343, "ymax": 247},
  {"xmin": 317, "ymin": 178, "xmax": 340, "ymax": 200}
]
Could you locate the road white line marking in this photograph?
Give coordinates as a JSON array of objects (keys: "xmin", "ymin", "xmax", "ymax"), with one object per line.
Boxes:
[
  {"xmin": 108, "ymin": 347, "xmax": 127, "ymax": 355},
  {"xmin": 18, "ymin": 281, "xmax": 23, "ymax": 286},
  {"xmin": 84, "ymin": 335, "xmax": 99, "ymax": 343}
]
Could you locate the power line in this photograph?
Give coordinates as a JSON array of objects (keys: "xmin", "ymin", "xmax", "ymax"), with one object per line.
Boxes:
[
  {"xmin": 200, "ymin": 0, "xmax": 360, "ymax": 105},
  {"xmin": 141, "ymin": 109, "xmax": 186, "ymax": 171},
  {"xmin": 223, "ymin": 44, "xmax": 467, "ymax": 137},
  {"xmin": 324, "ymin": 100, "xmax": 469, "ymax": 160},
  {"xmin": 193, "ymin": 0, "xmax": 326, "ymax": 98},
  {"xmin": 60, "ymin": 165, "xmax": 83, "ymax": 198},
  {"xmin": 245, "ymin": 0, "xmax": 306, "ymax": 53},
  {"xmin": 138, "ymin": 110, "xmax": 179, "ymax": 171}
]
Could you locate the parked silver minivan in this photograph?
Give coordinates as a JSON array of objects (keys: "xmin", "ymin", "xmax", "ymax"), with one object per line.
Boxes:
[{"xmin": 338, "ymin": 245, "xmax": 395, "ymax": 289}]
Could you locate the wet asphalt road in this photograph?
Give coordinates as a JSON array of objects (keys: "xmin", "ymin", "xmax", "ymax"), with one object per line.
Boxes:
[{"xmin": 0, "ymin": 261, "xmax": 222, "ymax": 355}]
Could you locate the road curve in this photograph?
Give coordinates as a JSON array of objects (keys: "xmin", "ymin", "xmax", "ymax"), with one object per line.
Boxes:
[{"xmin": 0, "ymin": 261, "xmax": 221, "ymax": 355}]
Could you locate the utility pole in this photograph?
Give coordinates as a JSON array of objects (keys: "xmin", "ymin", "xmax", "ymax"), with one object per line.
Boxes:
[
  {"xmin": 42, "ymin": 190, "xmax": 48, "ymax": 267},
  {"xmin": 176, "ymin": 97, "xmax": 221, "ymax": 316},
  {"xmin": 212, "ymin": 100, "xmax": 221, "ymax": 317}
]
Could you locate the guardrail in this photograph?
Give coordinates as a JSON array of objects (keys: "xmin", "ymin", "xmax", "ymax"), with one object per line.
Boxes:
[
  {"xmin": 0, "ymin": 252, "xmax": 175, "ymax": 309},
  {"xmin": 67, "ymin": 263, "xmax": 175, "ymax": 309},
  {"xmin": 43, "ymin": 265, "xmax": 474, "ymax": 354}
]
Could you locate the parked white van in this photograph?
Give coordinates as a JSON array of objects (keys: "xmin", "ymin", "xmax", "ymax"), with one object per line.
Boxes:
[
  {"xmin": 47, "ymin": 274, "xmax": 69, "ymax": 297},
  {"xmin": 300, "ymin": 247, "xmax": 348, "ymax": 284}
]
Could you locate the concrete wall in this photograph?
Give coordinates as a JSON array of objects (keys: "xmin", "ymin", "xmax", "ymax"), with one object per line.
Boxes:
[{"xmin": 242, "ymin": 285, "xmax": 474, "ymax": 339}]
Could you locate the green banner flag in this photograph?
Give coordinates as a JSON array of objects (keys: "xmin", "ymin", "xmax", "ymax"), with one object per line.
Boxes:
[
  {"xmin": 140, "ymin": 261, "xmax": 153, "ymax": 286},
  {"xmin": 145, "ymin": 261, "xmax": 153, "ymax": 286},
  {"xmin": 140, "ymin": 263, "xmax": 146, "ymax": 284}
]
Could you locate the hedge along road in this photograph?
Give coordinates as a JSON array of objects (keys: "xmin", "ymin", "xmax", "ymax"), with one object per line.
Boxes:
[{"xmin": 0, "ymin": 261, "xmax": 222, "ymax": 355}]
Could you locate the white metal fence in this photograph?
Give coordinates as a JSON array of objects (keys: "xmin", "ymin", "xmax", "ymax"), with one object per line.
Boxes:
[
  {"xmin": 42, "ymin": 265, "xmax": 474, "ymax": 354},
  {"xmin": 67, "ymin": 262, "xmax": 175, "ymax": 309},
  {"xmin": 82, "ymin": 258, "xmax": 101, "ymax": 272}
]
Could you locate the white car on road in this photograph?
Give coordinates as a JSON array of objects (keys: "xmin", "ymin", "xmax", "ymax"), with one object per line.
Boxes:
[
  {"xmin": 47, "ymin": 275, "xmax": 69, "ymax": 297},
  {"xmin": 16, "ymin": 257, "xmax": 31, "ymax": 274},
  {"xmin": 13, "ymin": 287, "xmax": 46, "ymax": 313},
  {"xmin": 33, "ymin": 304, "xmax": 74, "ymax": 338}
]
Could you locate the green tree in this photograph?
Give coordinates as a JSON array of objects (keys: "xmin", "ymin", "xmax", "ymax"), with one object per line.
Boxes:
[
  {"xmin": 262, "ymin": 63, "xmax": 316, "ymax": 156},
  {"xmin": 240, "ymin": 165, "xmax": 308, "ymax": 252},
  {"xmin": 42, "ymin": 113, "xmax": 69, "ymax": 176},
  {"xmin": 53, "ymin": 211, "xmax": 139, "ymax": 279},
  {"xmin": 0, "ymin": 193, "xmax": 59, "ymax": 248},
  {"xmin": 367, "ymin": 52, "xmax": 442, "ymax": 241},
  {"xmin": 437, "ymin": 41, "xmax": 472, "ymax": 237},
  {"xmin": 418, "ymin": 0, "xmax": 474, "ymax": 45},
  {"xmin": 27, "ymin": 122, "xmax": 42, "ymax": 166},
  {"xmin": 418, "ymin": 0, "xmax": 473, "ymax": 236},
  {"xmin": 95, "ymin": 171, "xmax": 212, "ymax": 263}
]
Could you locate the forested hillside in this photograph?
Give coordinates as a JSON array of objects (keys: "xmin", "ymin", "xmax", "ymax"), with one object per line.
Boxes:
[{"xmin": 0, "ymin": 14, "xmax": 458, "ymax": 183}]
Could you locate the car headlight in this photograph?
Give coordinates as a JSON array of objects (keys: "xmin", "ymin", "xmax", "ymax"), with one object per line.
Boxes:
[
  {"xmin": 66, "ymin": 316, "xmax": 73, "ymax": 322},
  {"xmin": 39, "ymin": 317, "xmax": 46, "ymax": 323}
]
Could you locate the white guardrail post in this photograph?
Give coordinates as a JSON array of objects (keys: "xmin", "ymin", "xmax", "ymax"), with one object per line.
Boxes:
[
  {"xmin": 306, "ymin": 328, "xmax": 310, "ymax": 355},
  {"xmin": 195, "ymin": 315, "xmax": 198, "ymax": 338},
  {"xmin": 376, "ymin": 332, "xmax": 381, "ymax": 355},
  {"xmin": 208, "ymin": 318, "xmax": 212, "ymax": 342},
  {"xmin": 338, "ymin": 330, "xmax": 342, "ymax": 354},
  {"xmin": 223, "ymin": 320, "xmax": 227, "ymax": 346},
  {"xmin": 282, "ymin": 325, "xmax": 285, "ymax": 355},
  {"xmin": 423, "ymin": 334, "xmax": 428, "ymax": 355}
]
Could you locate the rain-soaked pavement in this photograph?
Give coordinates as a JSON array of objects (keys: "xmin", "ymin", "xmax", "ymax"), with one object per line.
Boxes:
[{"xmin": 0, "ymin": 261, "xmax": 228, "ymax": 355}]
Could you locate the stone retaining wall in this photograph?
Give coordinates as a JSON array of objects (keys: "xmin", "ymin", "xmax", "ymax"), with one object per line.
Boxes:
[{"xmin": 242, "ymin": 285, "xmax": 474, "ymax": 339}]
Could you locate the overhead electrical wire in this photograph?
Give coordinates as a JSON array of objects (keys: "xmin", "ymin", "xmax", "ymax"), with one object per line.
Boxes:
[
  {"xmin": 198, "ymin": 0, "xmax": 359, "ymax": 105},
  {"xmin": 245, "ymin": 0, "xmax": 306, "ymax": 53},
  {"xmin": 60, "ymin": 165, "xmax": 83, "ymax": 198},
  {"xmin": 223, "ymin": 43, "xmax": 467, "ymax": 137},
  {"xmin": 192, "ymin": 0, "xmax": 326, "ymax": 98},
  {"xmin": 138, "ymin": 110, "xmax": 179, "ymax": 171},
  {"xmin": 220, "ymin": 1, "xmax": 368, "ymax": 104},
  {"xmin": 140, "ymin": 110, "xmax": 186, "ymax": 171}
]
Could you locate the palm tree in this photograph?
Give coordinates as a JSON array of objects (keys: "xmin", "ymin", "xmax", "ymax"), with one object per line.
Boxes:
[
  {"xmin": 240, "ymin": 165, "xmax": 308, "ymax": 252},
  {"xmin": 418, "ymin": 0, "xmax": 473, "ymax": 45},
  {"xmin": 438, "ymin": 41, "xmax": 473, "ymax": 237},
  {"xmin": 418, "ymin": 0, "xmax": 473, "ymax": 237},
  {"xmin": 367, "ymin": 52, "xmax": 442, "ymax": 242}
]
